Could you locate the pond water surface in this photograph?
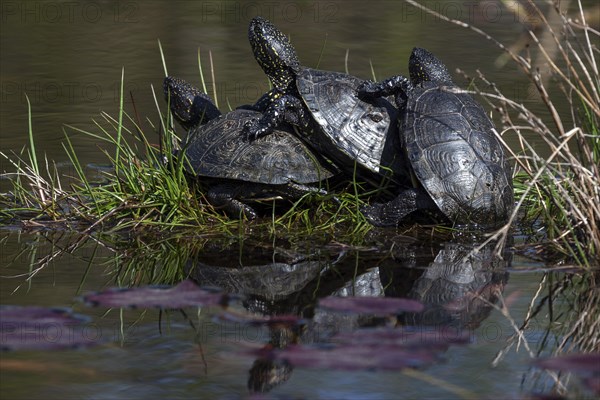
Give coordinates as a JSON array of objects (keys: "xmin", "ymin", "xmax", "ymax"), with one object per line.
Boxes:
[
  {"xmin": 4, "ymin": 0, "xmax": 595, "ymax": 163},
  {"xmin": 1, "ymin": 228, "xmax": 597, "ymax": 399},
  {"xmin": 1, "ymin": 1, "xmax": 599, "ymax": 399}
]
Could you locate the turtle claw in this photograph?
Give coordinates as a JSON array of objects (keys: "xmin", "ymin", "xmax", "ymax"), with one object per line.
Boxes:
[
  {"xmin": 242, "ymin": 119, "xmax": 264, "ymax": 141},
  {"xmin": 243, "ymin": 116, "xmax": 279, "ymax": 141},
  {"xmin": 356, "ymin": 81, "xmax": 380, "ymax": 99}
]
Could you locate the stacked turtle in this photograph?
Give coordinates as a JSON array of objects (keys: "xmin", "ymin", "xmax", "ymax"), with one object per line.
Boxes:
[
  {"xmin": 357, "ymin": 47, "xmax": 514, "ymax": 228},
  {"xmin": 163, "ymin": 77, "xmax": 337, "ymax": 220},
  {"xmin": 164, "ymin": 16, "xmax": 513, "ymax": 229}
]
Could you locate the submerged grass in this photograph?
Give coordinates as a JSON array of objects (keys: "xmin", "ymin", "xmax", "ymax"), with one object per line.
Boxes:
[{"xmin": 1, "ymin": 0, "xmax": 598, "ymax": 264}]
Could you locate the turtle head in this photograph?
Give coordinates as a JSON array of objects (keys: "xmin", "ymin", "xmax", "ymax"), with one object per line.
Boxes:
[
  {"xmin": 249, "ymin": 16, "xmax": 300, "ymax": 91},
  {"xmin": 163, "ymin": 76, "xmax": 221, "ymax": 130},
  {"xmin": 409, "ymin": 47, "xmax": 453, "ymax": 86}
]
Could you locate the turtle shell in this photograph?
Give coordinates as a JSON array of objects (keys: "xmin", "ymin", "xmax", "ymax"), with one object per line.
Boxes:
[
  {"xmin": 381, "ymin": 241, "xmax": 510, "ymax": 328},
  {"xmin": 403, "ymin": 83, "xmax": 513, "ymax": 225},
  {"xmin": 183, "ymin": 109, "xmax": 334, "ymax": 185},
  {"xmin": 296, "ymin": 68, "xmax": 403, "ymax": 178}
]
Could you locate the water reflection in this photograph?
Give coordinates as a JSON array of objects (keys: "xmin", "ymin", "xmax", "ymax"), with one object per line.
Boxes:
[
  {"xmin": 383, "ymin": 241, "xmax": 510, "ymax": 330},
  {"xmin": 186, "ymin": 236, "xmax": 511, "ymax": 393},
  {"xmin": 2, "ymin": 229, "xmax": 598, "ymax": 398}
]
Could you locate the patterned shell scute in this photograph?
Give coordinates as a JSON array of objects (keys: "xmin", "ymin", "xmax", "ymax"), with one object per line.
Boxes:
[
  {"xmin": 297, "ymin": 68, "xmax": 393, "ymax": 174},
  {"xmin": 183, "ymin": 109, "xmax": 333, "ymax": 185},
  {"xmin": 404, "ymin": 85, "xmax": 513, "ymax": 225}
]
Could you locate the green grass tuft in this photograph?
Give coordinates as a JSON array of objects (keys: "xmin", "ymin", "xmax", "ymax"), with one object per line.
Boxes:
[{"xmin": 1, "ymin": 67, "xmax": 374, "ymax": 242}]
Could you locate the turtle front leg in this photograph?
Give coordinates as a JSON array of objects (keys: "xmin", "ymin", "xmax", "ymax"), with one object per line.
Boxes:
[
  {"xmin": 243, "ymin": 94, "xmax": 306, "ymax": 140},
  {"xmin": 206, "ymin": 184, "xmax": 258, "ymax": 220},
  {"xmin": 245, "ymin": 88, "xmax": 281, "ymax": 112},
  {"xmin": 357, "ymin": 75, "xmax": 412, "ymax": 109},
  {"xmin": 360, "ymin": 188, "xmax": 436, "ymax": 226}
]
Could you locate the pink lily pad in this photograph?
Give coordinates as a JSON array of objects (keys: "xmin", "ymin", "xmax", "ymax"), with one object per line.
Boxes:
[
  {"xmin": 268, "ymin": 343, "xmax": 438, "ymax": 371},
  {"xmin": 249, "ymin": 326, "xmax": 469, "ymax": 371},
  {"xmin": 318, "ymin": 296, "xmax": 424, "ymax": 315},
  {"xmin": 534, "ymin": 353, "xmax": 600, "ymax": 395},
  {"xmin": 82, "ymin": 279, "xmax": 230, "ymax": 309},
  {"xmin": 534, "ymin": 353, "xmax": 600, "ymax": 374},
  {"xmin": 333, "ymin": 327, "xmax": 471, "ymax": 350},
  {"xmin": 583, "ymin": 376, "xmax": 600, "ymax": 395},
  {"xmin": 1, "ymin": 306, "xmax": 96, "ymax": 351},
  {"xmin": 216, "ymin": 311, "xmax": 304, "ymax": 326}
]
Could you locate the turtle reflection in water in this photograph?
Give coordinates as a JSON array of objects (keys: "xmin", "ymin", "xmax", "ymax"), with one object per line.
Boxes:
[
  {"xmin": 186, "ymin": 238, "xmax": 510, "ymax": 393},
  {"xmin": 380, "ymin": 241, "xmax": 511, "ymax": 330},
  {"xmin": 164, "ymin": 77, "xmax": 337, "ymax": 220},
  {"xmin": 186, "ymin": 241, "xmax": 366, "ymax": 392}
]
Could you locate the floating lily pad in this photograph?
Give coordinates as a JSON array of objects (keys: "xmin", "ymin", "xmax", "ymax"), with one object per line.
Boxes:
[
  {"xmin": 332, "ymin": 327, "xmax": 471, "ymax": 350},
  {"xmin": 534, "ymin": 353, "xmax": 600, "ymax": 395},
  {"xmin": 318, "ymin": 296, "xmax": 424, "ymax": 315},
  {"xmin": 583, "ymin": 376, "xmax": 600, "ymax": 396},
  {"xmin": 251, "ymin": 326, "xmax": 469, "ymax": 371},
  {"xmin": 266, "ymin": 343, "xmax": 438, "ymax": 371},
  {"xmin": 217, "ymin": 311, "xmax": 304, "ymax": 326},
  {"xmin": 0, "ymin": 306, "xmax": 96, "ymax": 351},
  {"xmin": 83, "ymin": 279, "xmax": 231, "ymax": 309},
  {"xmin": 534, "ymin": 353, "xmax": 600, "ymax": 374}
]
